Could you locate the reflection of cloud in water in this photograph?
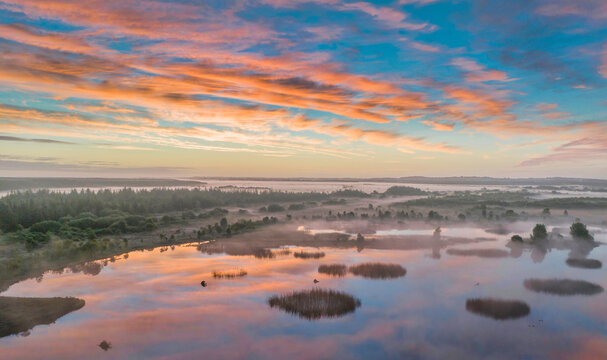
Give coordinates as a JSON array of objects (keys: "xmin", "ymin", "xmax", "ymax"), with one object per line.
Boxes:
[
  {"xmin": 446, "ymin": 248, "xmax": 509, "ymax": 258},
  {"xmin": 524, "ymin": 279, "xmax": 604, "ymax": 296},
  {"xmin": 465, "ymin": 298, "xmax": 530, "ymax": 320}
]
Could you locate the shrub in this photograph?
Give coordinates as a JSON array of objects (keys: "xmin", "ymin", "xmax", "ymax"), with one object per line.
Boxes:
[
  {"xmin": 288, "ymin": 203, "xmax": 305, "ymax": 211},
  {"xmin": 570, "ymin": 222, "xmax": 593, "ymax": 240},
  {"xmin": 531, "ymin": 224, "xmax": 548, "ymax": 241},
  {"xmin": 29, "ymin": 220, "xmax": 62, "ymax": 233},
  {"xmin": 510, "ymin": 235, "xmax": 523, "ymax": 242},
  {"xmin": 266, "ymin": 204, "xmax": 285, "ymax": 212}
]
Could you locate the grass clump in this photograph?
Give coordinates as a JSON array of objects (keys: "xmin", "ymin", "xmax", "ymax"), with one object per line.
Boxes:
[
  {"xmin": 565, "ymin": 258, "xmax": 602, "ymax": 269},
  {"xmin": 466, "ymin": 298, "xmax": 530, "ymax": 320},
  {"xmin": 318, "ymin": 264, "xmax": 347, "ymax": 277},
  {"xmin": 524, "ymin": 278, "xmax": 604, "ymax": 296},
  {"xmin": 268, "ymin": 288, "xmax": 361, "ymax": 320},
  {"xmin": 212, "ymin": 269, "xmax": 248, "ymax": 279},
  {"xmin": 293, "ymin": 251, "xmax": 325, "ymax": 259},
  {"xmin": 348, "ymin": 262, "xmax": 406, "ymax": 279}
]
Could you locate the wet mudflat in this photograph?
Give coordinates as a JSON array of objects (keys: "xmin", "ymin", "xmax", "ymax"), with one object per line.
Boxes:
[{"xmin": 0, "ymin": 223, "xmax": 606, "ymax": 359}]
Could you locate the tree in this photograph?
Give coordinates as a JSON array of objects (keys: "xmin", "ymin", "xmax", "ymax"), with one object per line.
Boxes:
[
  {"xmin": 510, "ymin": 235, "xmax": 523, "ymax": 242},
  {"xmin": 570, "ymin": 222, "xmax": 593, "ymax": 240},
  {"xmin": 542, "ymin": 208, "xmax": 551, "ymax": 215},
  {"xmin": 458, "ymin": 213, "xmax": 466, "ymax": 221},
  {"xmin": 531, "ymin": 224, "xmax": 548, "ymax": 241}
]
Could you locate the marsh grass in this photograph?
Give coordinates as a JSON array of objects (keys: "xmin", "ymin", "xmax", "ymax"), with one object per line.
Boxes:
[
  {"xmin": 566, "ymin": 258, "xmax": 602, "ymax": 269},
  {"xmin": 318, "ymin": 264, "xmax": 347, "ymax": 277},
  {"xmin": 212, "ymin": 269, "xmax": 248, "ymax": 279},
  {"xmin": 348, "ymin": 262, "xmax": 406, "ymax": 279},
  {"xmin": 466, "ymin": 298, "xmax": 530, "ymax": 320},
  {"xmin": 268, "ymin": 288, "xmax": 361, "ymax": 320},
  {"xmin": 446, "ymin": 248, "xmax": 509, "ymax": 258},
  {"xmin": 524, "ymin": 278, "xmax": 604, "ymax": 295},
  {"xmin": 293, "ymin": 251, "xmax": 325, "ymax": 259},
  {"xmin": 272, "ymin": 249, "xmax": 292, "ymax": 256},
  {"xmin": 253, "ymin": 248, "xmax": 275, "ymax": 259}
]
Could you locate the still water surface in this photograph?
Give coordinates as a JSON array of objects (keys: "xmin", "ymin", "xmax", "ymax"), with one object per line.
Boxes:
[{"xmin": 1, "ymin": 228, "xmax": 606, "ymax": 359}]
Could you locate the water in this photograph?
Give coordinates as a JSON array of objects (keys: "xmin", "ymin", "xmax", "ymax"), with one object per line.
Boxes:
[{"xmin": 1, "ymin": 224, "xmax": 606, "ymax": 359}]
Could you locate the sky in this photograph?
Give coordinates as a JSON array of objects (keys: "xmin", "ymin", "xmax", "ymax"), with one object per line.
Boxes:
[{"xmin": 0, "ymin": 0, "xmax": 606, "ymax": 178}]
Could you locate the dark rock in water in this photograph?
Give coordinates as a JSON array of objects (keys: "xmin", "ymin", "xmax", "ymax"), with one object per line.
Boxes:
[
  {"xmin": 313, "ymin": 279, "xmax": 319, "ymax": 283},
  {"xmin": 466, "ymin": 298, "xmax": 530, "ymax": 320},
  {"xmin": 524, "ymin": 278, "xmax": 604, "ymax": 296},
  {"xmin": 99, "ymin": 340, "xmax": 112, "ymax": 351},
  {"xmin": 566, "ymin": 258, "xmax": 602, "ymax": 269},
  {"xmin": 0, "ymin": 296, "xmax": 85, "ymax": 338},
  {"xmin": 200, "ymin": 281, "xmax": 207, "ymax": 287}
]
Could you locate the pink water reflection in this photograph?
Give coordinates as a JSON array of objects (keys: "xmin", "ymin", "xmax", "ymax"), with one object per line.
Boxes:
[{"xmin": 1, "ymin": 231, "xmax": 606, "ymax": 359}]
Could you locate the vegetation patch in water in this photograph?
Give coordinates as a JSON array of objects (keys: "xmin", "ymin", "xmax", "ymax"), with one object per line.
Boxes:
[
  {"xmin": 565, "ymin": 258, "xmax": 602, "ymax": 269},
  {"xmin": 318, "ymin": 264, "xmax": 347, "ymax": 277},
  {"xmin": 293, "ymin": 251, "xmax": 325, "ymax": 259},
  {"xmin": 212, "ymin": 269, "xmax": 248, "ymax": 279},
  {"xmin": 348, "ymin": 262, "xmax": 406, "ymax": 279},
  {"xmin": 524, "ymin": 278, "xmax": 604, "ymax": 296},
  {"xmin": 268, "ymin": 288, "xmax": 361, "ymax": 320},
  {"xmin": 0, "ymin": 296, "xmax": 85, "ymax": 338},
  {"xmin": 466, "ymin": 298, "xmax": 530, "ymax": 320},
  {"xmin": 446, "ymin": 248, "xmax": 509, "ymax": 258}
]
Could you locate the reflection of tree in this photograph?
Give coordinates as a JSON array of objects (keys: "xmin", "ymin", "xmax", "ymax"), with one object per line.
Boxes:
[
  {"xmin": 431, "ymin": 227, "xmax": 441, "ymax": 259},
  {"xmin": 69, "ymin": 261, "xmax": 103, "ymax": 276},
  {"xmin": 506, "ymin": 236, "xmax": 598, "ymax": 264}
]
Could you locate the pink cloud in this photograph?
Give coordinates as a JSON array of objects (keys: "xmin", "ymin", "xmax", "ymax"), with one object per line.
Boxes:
[
  {"xmin": 451, "ymin": 57, "xmax": 513, "ymax": 82},
  {"xmin": 340, "ymin": 2, "xmax": 436, "ymax": 32},
  {"xmin": 536, "ymin": 0, "xmax": 607, "ymax": 20}
]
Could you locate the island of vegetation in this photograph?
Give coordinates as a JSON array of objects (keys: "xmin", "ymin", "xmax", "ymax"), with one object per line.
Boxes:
[{"xmin": 268, "ymin": 288, "xmax": 361, "ymax": 320}]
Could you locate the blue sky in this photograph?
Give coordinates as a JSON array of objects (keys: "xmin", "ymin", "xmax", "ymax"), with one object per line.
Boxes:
[{"xmin": 0, "ymin": 0, "xmax": 606, "ymax": 177}]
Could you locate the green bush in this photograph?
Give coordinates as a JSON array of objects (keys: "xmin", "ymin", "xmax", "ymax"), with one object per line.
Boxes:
[
  {"xmin": 531, "ymin": 224, "xmax": 548, "ymax": 241},
  {"xmin": 570, "ymin": 222, "xmax": 593, "ymax": 240},
  {"xmin": 267, "ymin": 204, "xmax": 285, "ymax": 212},
  {"xmin": 29, "ymin": 220, "xmax": 62, "ymax": 233}
]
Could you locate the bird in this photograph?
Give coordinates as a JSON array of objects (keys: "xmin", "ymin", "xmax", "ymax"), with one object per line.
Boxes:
[{"xmin": 200, "ymin": 281, "xmax": 207, "ymax": 287}]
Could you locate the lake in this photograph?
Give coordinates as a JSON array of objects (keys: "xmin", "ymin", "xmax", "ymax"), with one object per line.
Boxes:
[{"xmin": 1, "ymin": 222, "xmax": 606, "ymax": 359}]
